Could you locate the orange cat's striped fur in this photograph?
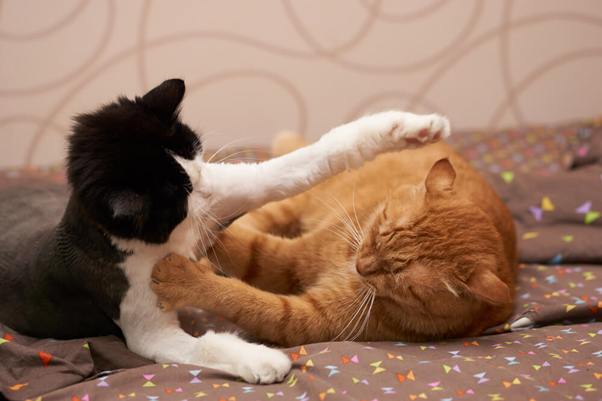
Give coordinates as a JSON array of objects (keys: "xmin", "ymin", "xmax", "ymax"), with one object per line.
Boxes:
[{"xmin": 152, "ymin": 135, "xmax": 518, "ymax": 347}]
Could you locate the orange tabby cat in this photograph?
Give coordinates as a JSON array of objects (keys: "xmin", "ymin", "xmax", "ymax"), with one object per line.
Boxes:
[{"xmin": 151, "ymin": 135, "xmax": 518, "ymax": 347}]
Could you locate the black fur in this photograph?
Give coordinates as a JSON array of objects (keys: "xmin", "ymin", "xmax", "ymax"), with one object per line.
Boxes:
[
  {"xmin": 0, "ymin": 79, "xmax": 202, "ymax": 339},
  {"xmin": 68, "ymin": 78, "xmax": 200, "ymax": 244}
]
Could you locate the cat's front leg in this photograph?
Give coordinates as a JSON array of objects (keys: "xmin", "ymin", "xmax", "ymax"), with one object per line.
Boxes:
[
  {"xmin": 119, "ymin": 274, "xmax": 291, "ymax": 384},
  {"xmin": 151, "ymin": 254, "xmax": 337, "ymax": 347},
  {"xmin": 203, "ymin": 112, "xmax": 450, "ymax": 223},
  {"xmin": 151, "ymin": 254, "xmax": 302, "ymax": 345},
  {"xmin": 319, "ymin": 111, "xmax": 451, "ymax": 169}
]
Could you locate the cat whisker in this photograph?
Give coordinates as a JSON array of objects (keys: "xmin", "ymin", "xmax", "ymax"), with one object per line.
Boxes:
[
  {"xmin": 331, "ymin": 288, "xmax": 371, "ymax": 342},
  {"xmin": 305, "ymin": 218, "xmax": 358, "ymax": 251},
  {"xmin": 351, "ymin": 178, "xmax": 364, "ymax": 237},
  {"xmin": 206, "ymin": 210, "xmax": 243, "ymax": 241},
  {"xmin": 327, "ymin": 193, "xmax": 364, "ymax": 246},
  {"xmin": 214, "ymin": 148, "xmax": 270, "ymax": 165},
  {"xmin": 193, "ymin": 221, "xmax": 210, "ymax": 262},
  {"xmin": 349, "ymin": 289, "xmax": 375, "ymax": 342},
  {"xmin": 200, "ymin": 129, "xmax": 219, "ymax": 143},
  {"xmin": 203, "ymin": 216, "xmax": 232, "ymax": 261},
  {"xmin": 188, "ymin": 218, "xmax": 200, "ymax": 254},
  {"xmin": 214, "ymin": 158, "xmax": 260, "ymax": 165},
  {"xmin": 343, "ymin": 285, "xmax": 376, "ymax": 341},
  {"xmin": 208, "ymin": 246, "xmax": 226, "ymax": 276},
  {"xmin": 306, "ymin": 217, "xmax": 357, "ymax": 242},
  {"xmin": 205, "ymin": 138, "xmax": 248, "ymax": 164},
  {"xmin": 337, "ymin": 292, "xmax": 371, "ymax": 342},
  {"xmin": 210, "ymin": 199, "xmax": 251, "ymax": 222},
  {"xmin": 203, "ymin": 209, "xmax": 254, "ymax": 273},
  {"xmin": 203, "ymin": 210, "xmax": 229, "ymax": 232},
  {"xmin": 187, "ymin": 213, "xmax": 201, "ymax": 249},
  {"xmin": 343, "ymin": 288, "xmax": 373, "ymax": 342},
  {"xmin": 195, "ymin": 216, "xmax": 225, "ymax": 275},
  {"xmin": 190, "ymin": 213, "xmax": 213, "ymax": 265},
  {"xmin": 203, "ymin": 211, "xmax": 240, "ymax": 271},
  {"xmin": 308, "ymin": 193, "xmax": 355, "ymax": 236},
  {"xmin": 323, "ymin": 229, "xmax": 358, "ymax": 251},
  {"xmin": 193, "ymin": 136, "xmax": 203, "ymax": 155},
  {"xmin": 335, "ymin": 286, "xmax": 369, "ymax": 318},
  {"xmin": 309, "ymin": 193, "xmax": 362, "ymax": 249}
]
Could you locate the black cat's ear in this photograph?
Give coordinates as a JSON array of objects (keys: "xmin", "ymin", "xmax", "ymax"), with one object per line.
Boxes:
[
  {"xmin": 141, "ymin": 79, "xmax": 185, "ymax": 120},
  {"xmin": 108, "ymin": 190, "xmax": 147, "ymax": 218},
  {"xmin": 425, "ymin": 158, "xmax": 456, "ymax": 195}
]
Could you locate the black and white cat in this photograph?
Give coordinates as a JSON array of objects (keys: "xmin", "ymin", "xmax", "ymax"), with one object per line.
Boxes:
[{"xmin": 0, "ymin": 79, "xmax": 450, "ymax": 383}]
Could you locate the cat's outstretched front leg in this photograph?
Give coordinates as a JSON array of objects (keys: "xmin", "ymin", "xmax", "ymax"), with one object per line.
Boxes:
[
  {"xmin": 203, "ymin": 112, "xmax": 450, "ymax": 223},
  {"xmin": 152, "ymin": 254, "xmax": 337, "ymax": 347}
]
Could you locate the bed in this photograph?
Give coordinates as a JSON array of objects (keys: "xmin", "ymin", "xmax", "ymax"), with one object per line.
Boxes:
[{"xmin": 1, "ymin": 119, "xmax": 601, "ymax": 401}]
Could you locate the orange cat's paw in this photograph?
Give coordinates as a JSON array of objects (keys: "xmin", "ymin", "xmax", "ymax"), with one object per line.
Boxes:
[{"xmin": 151, "ymin": 254, "xmax": 208, "ymax": 312}]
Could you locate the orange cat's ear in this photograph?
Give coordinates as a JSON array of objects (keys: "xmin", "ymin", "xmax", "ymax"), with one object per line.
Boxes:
[
  {"xmin": 425, "ymin": 158, "xmax": 456, "ymax": 195},
  {"xmin": 467, "ymin": 269, "xmax": 512, "ymax": 304}
]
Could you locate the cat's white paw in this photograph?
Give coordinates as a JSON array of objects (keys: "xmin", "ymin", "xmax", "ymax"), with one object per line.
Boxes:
[
  {"xmin": 235, "ymin": 344, "xmax": 292, "ymax": 384},
  {"xmin": 393, "ymin": 112, "xmax": 451, "ymax": 147},
  {"xmin": 188, "ymin": 332, "xmax": 292, "ymax": 384},
  {"xmin": 315, "ymin": 111, "xmax": 451, "ymax": 172},
  {"xmin": 361, "ymin": 111, "xmax": 451, "ymax": 150}
]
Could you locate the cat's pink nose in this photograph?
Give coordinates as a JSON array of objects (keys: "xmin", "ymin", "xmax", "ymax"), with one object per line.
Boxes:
[{"xmin": 356, "ymin": 259, "xmax": 367, "ymax": 276}]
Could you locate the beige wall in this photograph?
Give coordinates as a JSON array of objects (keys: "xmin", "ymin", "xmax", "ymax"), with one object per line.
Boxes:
[{"xmin": 1, "ymin": 0, "xmax": 601, "ymax": 168}]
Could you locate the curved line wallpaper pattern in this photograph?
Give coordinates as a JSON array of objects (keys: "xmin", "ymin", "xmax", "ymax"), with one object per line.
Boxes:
[
  {"xmin": 357, "ymin": 0, "xmax": 449, "ymax": 23},
  {"xmin": 281, "ymin": 0, "xmax": 485, "ymax": 73},
  {"xmin": 407, "ymin": 11, "xmax": 602, "ymax": 114},
  {"xmin": 0, "ymin": 0, "xmax": 114, "ymax": 96},
  {"xmin": 0, "ymin": 0, "xmax": 600, "ymax": 168},
  {"xmin": 0, "ymin": 0, "xmax": 90, "ymax": 41}
]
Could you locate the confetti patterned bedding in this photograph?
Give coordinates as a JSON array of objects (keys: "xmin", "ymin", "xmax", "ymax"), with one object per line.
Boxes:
[{"xmin": 1, "ymin": 138, "xmax": 601, "ymax": 401}]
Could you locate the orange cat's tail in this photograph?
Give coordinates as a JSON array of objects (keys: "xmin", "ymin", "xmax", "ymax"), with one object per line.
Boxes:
[{"xmin": 271, "ymin": 131, "xmax": 307, "ymax": 156}]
